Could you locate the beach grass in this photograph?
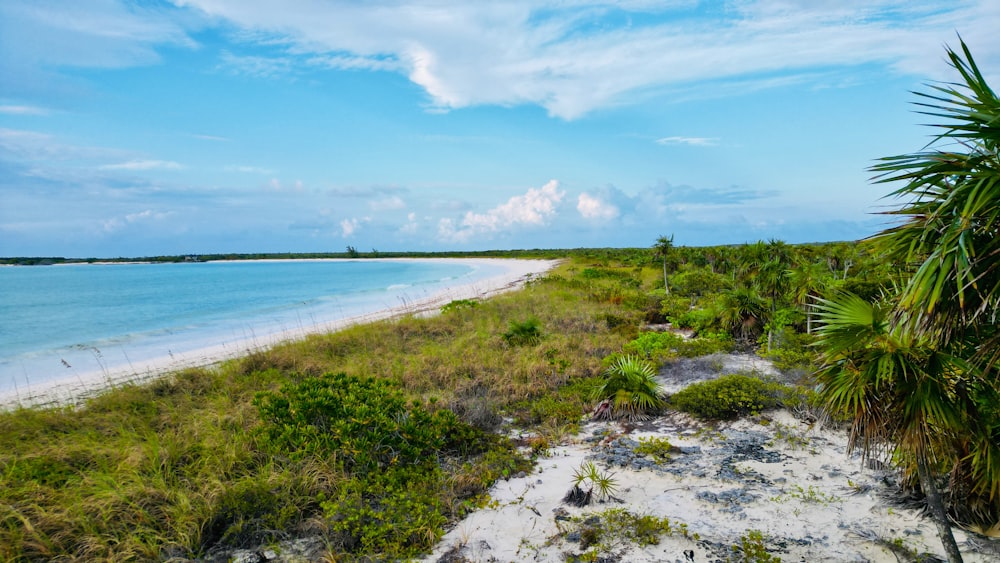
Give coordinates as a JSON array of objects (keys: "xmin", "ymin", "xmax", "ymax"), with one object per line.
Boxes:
[{"xmin": 0, "ymin": 256, "xmax": 653, "ymax": 560}]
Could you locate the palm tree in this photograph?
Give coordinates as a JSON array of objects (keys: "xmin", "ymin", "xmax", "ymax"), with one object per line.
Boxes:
[
  {"xmin": 814, "ymin": 38, "xmax": 1000, "ymax": 563},
  {"xmin": 653, "ymin": 235, "xmax": 674, "ymax": 295},
  {"xmin": 813, "ymin": 293, "xmax": 974, "ymax": 562},
  {"xmin": 787, "ymin": 261, "xmax": 831, "ymax": 334},
  {"xmin": 869, "ymin": 37, "xmax": 1000, "ymax": 510},
  {"xmin": 717, "ymin": 286, "xmax": 768, "ymax": 345}
]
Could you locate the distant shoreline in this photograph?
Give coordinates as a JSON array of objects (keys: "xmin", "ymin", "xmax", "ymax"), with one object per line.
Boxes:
[{"xmin": 0, "ymin": 258, "xmax": 560, "ymax": 409}]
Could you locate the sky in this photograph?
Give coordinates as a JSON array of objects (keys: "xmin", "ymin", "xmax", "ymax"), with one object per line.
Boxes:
[{"xmin": 1, "ymin": 1, "xmax": 998, "ymax": 257}]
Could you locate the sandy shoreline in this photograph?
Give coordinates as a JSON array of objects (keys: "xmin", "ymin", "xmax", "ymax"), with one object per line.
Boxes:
[{"xmin": 1, "ymin": 258, "xmax": 559, "ymax": 409}]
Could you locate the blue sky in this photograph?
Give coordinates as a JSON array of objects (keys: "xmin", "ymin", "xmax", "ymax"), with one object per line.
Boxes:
[{"xmin": 1, "ymin": 1, "xmax": 998, "ymax": 257}]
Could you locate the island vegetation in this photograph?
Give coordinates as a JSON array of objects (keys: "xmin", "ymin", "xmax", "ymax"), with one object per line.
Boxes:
[{"xmin": 1, "ymin": 39, "xmax": 998, "ymax": 562}]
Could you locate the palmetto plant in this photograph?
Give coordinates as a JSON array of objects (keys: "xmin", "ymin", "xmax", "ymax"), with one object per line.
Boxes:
[
  {"xmin": 873, "ymin": 39, "xmax": 1000, "ymax": 344},
  {"xmin": 813, "ymin": 293, "xmax": 997, "ymax": 562},
  {"xmin": 816, "ymin": 37, "xmax": 1000, "ymax": 563},
  {"xmin": 591, "ymin": 355, "xmax": 664, "ymax": 420},
  {"xmin": 718, "ymin": 286, "xmax": 768, "ymax": 345}
]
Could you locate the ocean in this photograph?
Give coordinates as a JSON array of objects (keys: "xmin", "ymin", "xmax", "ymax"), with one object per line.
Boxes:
[{"xmin": 0, "ymin": 259, "xmax": 504, "ymax": 399}]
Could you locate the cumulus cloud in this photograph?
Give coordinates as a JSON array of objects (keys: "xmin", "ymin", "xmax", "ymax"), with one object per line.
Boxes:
[
  {"xmin": 340, "ymin": 218, "xmax": 359, "ymax": 237},
  {"xmin": 340, "ymin": 216, "xmax": 373, "ymax": 238},
  {"xmin": 439, "ymin": 180, "xmax": 565, "ymax": 242},
  {"xmin": 577, "ymin": 192, "xmax": 620, "ymax": 221},
  {"xmin": 100, "ymin": 159, "xmax": 183, "ymax": 171}
]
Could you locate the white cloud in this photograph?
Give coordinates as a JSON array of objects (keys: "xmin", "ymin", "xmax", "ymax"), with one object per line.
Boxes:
[
  {"xmin": 193, "ymin": 134, "xmax": 229, "ymax": 142},
  {"xmin": 577, "ymin": 192, "xmax": 620, "ymax": 220},
  {"xmin": 370, "ymin": 196, "xmax": 406, "ymax": 211},
  {"xmin": 656, "ymin": 136, "xmax": 719, "ymax": 147},
  {"xmin": 439, "ymin": 179, "xmax": 565, "ymax": 242},
  {"xmin": 0, "ymin": 128, "xmax": 128, "ymax": 162},
  {"xmin": 100, "ymin": 159, "xmax": 183, "ymax": 171},
  {"xmin": 225, "ymin": 164, "xmax": 274, "ymax": 175},
  {"xmin": 0, "ymin": 0, "xmax": 194, "ymax": 69},
  {"xmin": 340, "ymin": 218, "xmax": 358, "ymax": 237},
  {"xmin": 170, "ymin": 1, "xmax": 997, "ymax": 119},
  {"xmin": 0, "ymin": 105, "xmax": 49, "ymax": 115},
  {"xmin": 266, "ymin": 178, "xmax": 305, "ymax": 193},
  {"xmin": 101, "ymin": 209, "xmax": 171, "ymax": 233}
]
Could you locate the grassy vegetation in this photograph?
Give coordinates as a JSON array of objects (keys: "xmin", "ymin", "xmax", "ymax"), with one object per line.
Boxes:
[
  {"xmin": 0, "ymin": 257, "xmax": 652, "ymax": 560},
  {"xmin": 1, "ymin": 239, "xmax": 946, "ymax": 560}
]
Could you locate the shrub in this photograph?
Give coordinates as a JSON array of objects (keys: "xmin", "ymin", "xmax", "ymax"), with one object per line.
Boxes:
[
  {"xmin": 669, "ymin": 374, "xmax": 791, "ymax": 420},
  {"xmin": 623, "ymin": 331, "xmax": 685, "ymax": 360},
  {"xmin": 634, "ymin": 436, "xmax": 676, "ymax": 463},
  {"xmin": 322, "ymin": 472, "xmax": 448, "ymax": 558},
  {"xmin": 502, "ymin": 317, "xmax": 542, "ymax": 346},
  {"xmin": 253, "ymin": 373, "xmax": 485, "ymax": 470},
  {"xmin": 591, "ymin": 355, "xmax": 664, "ymax": 420},
  {"xmin": 623, "ymin": 331, "xmax": 732, "ymax": 361},
  {"xmin": 674, "ymin": 333, "xmax": 732, "ymax": 357}
]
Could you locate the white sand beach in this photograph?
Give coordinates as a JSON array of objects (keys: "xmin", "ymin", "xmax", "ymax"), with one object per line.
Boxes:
[
  {"xmin": 0, "ymin": 258, "xmax": 559, "ymax": 409},
  {"xmin": 420, "ymin": 354, "xmax": 998, "ymax": 563}
]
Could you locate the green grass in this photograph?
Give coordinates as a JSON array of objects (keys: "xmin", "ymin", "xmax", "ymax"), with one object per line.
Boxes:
[{"xmin": 0, "ymin": 257, "xmax": 651, "ymax": 560}]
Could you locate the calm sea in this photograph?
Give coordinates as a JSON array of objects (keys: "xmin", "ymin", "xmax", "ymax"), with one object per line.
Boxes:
[{"xmin": 0, "ymin": 259, "xmax": 498, "ymax": 396}]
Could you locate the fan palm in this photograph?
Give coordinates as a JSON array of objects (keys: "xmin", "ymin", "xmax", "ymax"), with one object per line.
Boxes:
[
  {"xmin": 812, "ymin": 37, "xmax": 1000, "ymax": 563},
  {"xmin": 871, "ymin": 39, "xmax": 1000, "ymax": 345},
  {"xmin": 814, "ymin": 292, "xmax": 973, "ymax": 562},
  {"xmin": 591, "ymin": 355, "xmax": 664, "ymax": 420},
  {"xmin": 718, "ymin": 286, "xmax": 768, "ymax": 345}
]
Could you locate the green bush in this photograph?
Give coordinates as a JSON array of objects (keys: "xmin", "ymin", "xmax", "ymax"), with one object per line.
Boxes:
[
  {"xmin": 674, "ymin": 334, "xmax": 732, "ymax": 357},
  {"xmin": 322, "ymin": 472, "xmax": 448, "ymax": 558},
  {"xmin": 669, "ymin": 374, "xmax": 791, "ymax": 420},
  {"xmin": 669, "ymin": 267, "xmax": 732, "ymax": 297},
  {"xmin": 623, "ymin": 331, "xmax": 685, "ymax": 360},
  {"xmin": 759, "ymin": 328, "xmax": 817, "ymax": 374},
  {"xmin": 623, "ymin": 331, "xmax": 732, "ymax": 361},
  {"xmin": 254, "ymin": 373, "xmax": 485, "ymax": 470}
]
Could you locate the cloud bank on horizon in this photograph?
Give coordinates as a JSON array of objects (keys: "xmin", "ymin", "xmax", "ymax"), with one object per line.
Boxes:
[{"xmin": 1, "ymin": 1, "xmax": 998, "ymax": 256}]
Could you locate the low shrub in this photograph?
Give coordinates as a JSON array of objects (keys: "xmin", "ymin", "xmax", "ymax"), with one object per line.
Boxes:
[
  {"xmin": 322, "ymin": 471, "xmax": 448, "ymax": 558},
  {"xmin": 254, "ymin": 373, "xmax": 484, "ymax": 470},
  {"xmin": 623, "ymin": 331, "xmax": 732, "ymax": 362},
  {"xmin": 669, "ymin": 374, "xmax": 791, "ymax": 420},
  {"xmin": 674, "ymin": 333, "xmax": 732, "ymax": 357},
  {"xmin": 623, "ymin": 331, "xmax": 685, "ymax": 360}
]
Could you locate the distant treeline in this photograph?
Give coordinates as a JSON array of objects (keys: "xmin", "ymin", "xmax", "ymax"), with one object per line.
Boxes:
[{"xmin": 0, "ymin": 242, "xmax": 850, "ymax": 266}]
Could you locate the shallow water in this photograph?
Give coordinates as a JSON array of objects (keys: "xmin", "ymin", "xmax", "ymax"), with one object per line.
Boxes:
[{"xmin": 0, "ymin": 259, "xmax": 498, "ymax": 396}]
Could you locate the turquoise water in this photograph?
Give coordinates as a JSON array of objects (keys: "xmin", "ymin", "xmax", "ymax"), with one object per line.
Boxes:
[{"xmin": 0, "ymin": 260, "xmax": 497, "ymax": 396}]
